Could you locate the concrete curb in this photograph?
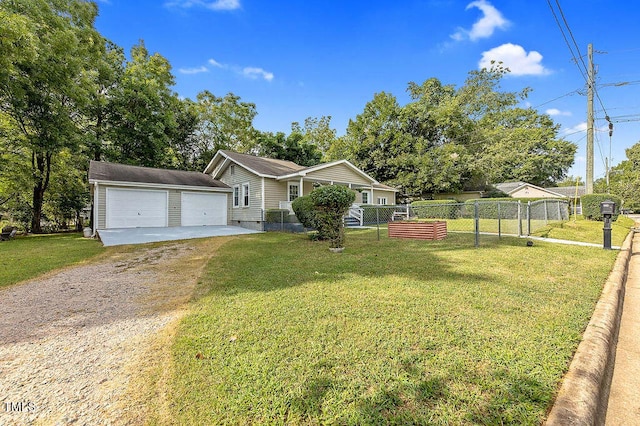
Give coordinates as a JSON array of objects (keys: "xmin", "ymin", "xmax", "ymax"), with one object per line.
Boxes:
[{"xmin": 544, "ymin": 229, "xmax": 635, "ymax": 425}]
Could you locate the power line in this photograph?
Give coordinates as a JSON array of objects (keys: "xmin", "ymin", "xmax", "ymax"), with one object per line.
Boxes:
[
  {"xmin": 546, "ymin": 0, "xmax": 587, "ymax": 82},
  {"xmin": 547, "ymin": 1, "xmax": 611, "ymax": 120}
]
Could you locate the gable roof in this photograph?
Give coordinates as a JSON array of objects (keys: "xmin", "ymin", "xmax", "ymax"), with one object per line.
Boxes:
[
  {"xmin": 89, "ymin": 161, "xmax": 230, "ymax": 189},
  {"xmin": 205, "ymin": 150, "xmax": 398, "ymax": 191},
  {"xmin": 494, "ymin": 181, "xmax": 566, "ymax": 198},
  {"xmin": 205, "ymin": 150, "xmax": 306, "ymax": 177},
  {"xmin": 544, "ymin": 185, "xmax": 586, "ymax": 198}
]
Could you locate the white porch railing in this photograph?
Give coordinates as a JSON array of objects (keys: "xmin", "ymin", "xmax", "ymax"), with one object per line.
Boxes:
[
  {"xmin": 279, "ymin": 201, "xmax": 293, "ymax": 212},
  {"xmin": 346, "ymin": 205, "xmax": 364, "ymax": 226}
]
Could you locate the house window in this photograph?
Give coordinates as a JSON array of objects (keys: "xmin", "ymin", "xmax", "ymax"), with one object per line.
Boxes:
[
  {"xmin": 289, "ymin": 183, "xmax": 299, "ymax": 202},
  {"xmin": 242, "ymin": 183, "xmax": 250, "ymax": 207},
  {"xmin": 362, "ymin": 191, "xmax": 369, "ymax": 204},
  {"xmin": 377, "ymin": 197, "xmax": 387, "ymax": 205},
  {"xmin": 230, "ymin": 165, "xmax": 235, "ymax": 176},
  {"xmin": 233, "ymin": 185, "xmax": 240, "ymax": 208}
]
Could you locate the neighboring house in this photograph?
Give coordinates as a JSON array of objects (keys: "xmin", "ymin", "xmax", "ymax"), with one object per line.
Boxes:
[
  {"xmin": 542, "ymin": 185, "xmax": 586, "ymax": 200},
  {"xmin": 203, "ymin": 150, "xmax": 398, "ymax": 230},
  {"xmin": 495, "ymin": 181, "xmax": 584, "ymax": 213},
  {"xmin": 89, "ymin": 151, "xmax": 398, "ymax": 232},
  {"xmin": 494, "ymin": 181, "xmax": 567, "ymax": 199},
  {"xmin": 88, "ymin": 161, "xmax": 231, "ymax": 232}
]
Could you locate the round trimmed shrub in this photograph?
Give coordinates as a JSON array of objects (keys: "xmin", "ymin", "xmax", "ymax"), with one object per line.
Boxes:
[{"xmin": 310, "ymin": 185, "xmax": 356, "ymax": 248}]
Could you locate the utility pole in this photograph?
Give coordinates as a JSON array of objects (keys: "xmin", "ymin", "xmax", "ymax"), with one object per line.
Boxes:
[{"xmin": 586, "ymin": 43, "xmax": 594, "ymax": 194}]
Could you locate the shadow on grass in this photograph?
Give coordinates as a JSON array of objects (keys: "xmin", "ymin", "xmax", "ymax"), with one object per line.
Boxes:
[
  {"xmin": 203, "ymin": 231, "xmax": 506, "ymax": 297},
  {"xmin": 469, "ymin": 371, "xmax": 551, "ymax": 425}
]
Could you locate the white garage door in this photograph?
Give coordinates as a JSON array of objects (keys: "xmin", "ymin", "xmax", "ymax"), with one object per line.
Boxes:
[
  {"xmin": 106, "ymin": 188, "xmax": 168, "ymax": 229},
  {"xmin": 181, "ymin": 192, "xmax": 227, "ymax": 226}
]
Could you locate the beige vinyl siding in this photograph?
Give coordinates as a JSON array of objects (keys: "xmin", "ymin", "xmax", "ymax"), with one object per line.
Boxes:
[
  {"xmin": 97, "ymin": 185, "xmax": 106, "ymax": 229},
  {"xmin": 373, "ymin": 189, "xmax": 396, "ymax": 205},
  {"xmin": 168, "ymin": 190, "xmax": 181, "ymax": 226},
  {"xmin": 264, "ymin": 178, "xmax": 287, "ymax": 210},
  {"xmin": 302, "ymin": 181, "xmax": 314, "ymax": 197},
  {"xmin": 218, "ymin": 164, "xmax": 263, "ymax": 222},
  {"xmin": 305, "ymin": 163, "xmax": 371, "ymax": 185},
  {"xmin": 511, "ymin": 186, "xmax": 561, "ymax": 198}
]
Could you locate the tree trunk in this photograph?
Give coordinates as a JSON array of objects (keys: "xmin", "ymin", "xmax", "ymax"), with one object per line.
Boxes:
[
  {"xmin": 30, "ymin": 151, "xmax": 52, "ymax": 234},
  {"xmin": 31, "ymin": 183, "xmax": 44, "ymax": 233}
]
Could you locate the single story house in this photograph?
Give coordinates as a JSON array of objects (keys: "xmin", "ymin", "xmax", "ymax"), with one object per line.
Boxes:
[
  {"xmin": 204, "ymin": 150, "xmax": 398, "ymax": 230},
  {"xmin": 495, "ymin": 181, "xmax": 584, "ymax": 213},
  {"xmin": 494, "ymin": 181, "xmax": 568, "ymax": 199},
  {"xmin": 89, "ymin": 151, "xmax": 398, "ymax": 232}
]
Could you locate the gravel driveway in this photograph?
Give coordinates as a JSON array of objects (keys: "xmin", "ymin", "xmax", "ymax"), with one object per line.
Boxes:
[{"xmin": 0, "ymin": 240, "xmax": 218, "ymax": 425}]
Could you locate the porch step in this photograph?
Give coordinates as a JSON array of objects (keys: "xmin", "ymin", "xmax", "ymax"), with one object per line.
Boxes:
[{"xmin": 344, "ymin": 216, "xmax": 361, "ymax": 227}]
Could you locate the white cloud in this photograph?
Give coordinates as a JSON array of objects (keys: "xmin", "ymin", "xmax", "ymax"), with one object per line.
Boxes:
[
  {"xmin": 546, "ymin": 108, "xmax": 572, "ymax": 117},
  {"xmin": 181, "ymin": 58, "xmax": 274, "ymax": 81},
  {"xmin": 242, "ymin": 67, "xmax": 274, "ymax": 82},
  {"xmin": 208, "ymin": 58, "xmax": 226, "ymax": 68},
  {"xmin": 479, "ymin": 43, "xmax": 551, "ymax": 76},
  {"xmin": 563, "ymin": 122, "xmax": 588, "ymax": 135},
  {"xmin": 165, "ymin": 0, "xmax": 240, "ymax": 11},
  {"xmin": 178, "ymin": 66, "xmax": 209, "ymax": 75},
  {"xmin": 451, "ymin": 0, "xmax": 510, "ymax": 41}
]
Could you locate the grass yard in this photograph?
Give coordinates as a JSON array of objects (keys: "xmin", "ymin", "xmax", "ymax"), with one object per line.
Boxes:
[
  {"xmin": 166, "ymin": 229, "xmax": 620, "ymax": 425},
  {"xmin": 531, "ymin": 215, "xmax": 635, "ymax": 245},
  {"xmin": 0, "ymin": 233, "xmax": 104, "ymax": 288}
]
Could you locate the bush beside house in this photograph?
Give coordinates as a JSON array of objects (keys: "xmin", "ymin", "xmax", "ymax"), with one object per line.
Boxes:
[{"xmin": 309, "ymin": 185, "xmax": 355, "ymax": 249}]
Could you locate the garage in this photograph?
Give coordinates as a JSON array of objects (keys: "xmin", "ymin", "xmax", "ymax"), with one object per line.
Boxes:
[
  {"xmin": 89, "ymin": 160, "xmax": 231, "ymax": 231},
  {"xmin": 106, "ymin": 188, "xmax": 168, "ymax": 229},
  {"xmin": 181, "ymin": 192, "xmax": 227, "ymax": 226}
]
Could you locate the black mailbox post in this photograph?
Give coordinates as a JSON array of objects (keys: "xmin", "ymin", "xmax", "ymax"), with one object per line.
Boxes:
[{"xmin": 601, "ymin": 200, "xmax": 616, "ymax": 249}]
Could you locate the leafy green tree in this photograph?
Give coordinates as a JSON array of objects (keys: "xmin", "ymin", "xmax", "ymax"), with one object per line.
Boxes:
[
  {"xmin": 106, "ymin": 41, "xmax": 184, "ymax": 168},
  {"xmin": 475, "ymin": 108, "xmax": 576, "ymax": 186},
  {"xmin": 291, "ymin": 116, "xmax": 337, "ymax": 159},
  {"xmin": 82, "ymin": 41, "xmax": 126, "ymax": 162},
  {"xmin": 603, "ymin": 141, "xmax": 640, "ymax": 210},
  {"xmin": 189, "ymin": 91, "xmax": 258, "ymax": 170},
  {"xmin": 556, "ymin": 176, "xmax": 584, "ymax": 187},
  {"xmin": 255, "ymin": 130, "xmax": 322, "ymax": 167},
  {"xmin": 334, "ymin": 66, "xmax": 575, "ymax": 198},
  {"xmin": 0, "ymin": 0, "xmax": 103, "ymax": 232},
  {"xmin": 45, "ymin": 150, "xmax": 90, "ymax": 230}
]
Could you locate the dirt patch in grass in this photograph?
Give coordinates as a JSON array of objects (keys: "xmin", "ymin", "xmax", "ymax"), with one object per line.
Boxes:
[
  {"xmin": 0, "ymin": 235, "xmax": 231, "ymax": 425},
  {"xmin": 120, "ymin": 236, "xmax": 232, "ymax": 424}
]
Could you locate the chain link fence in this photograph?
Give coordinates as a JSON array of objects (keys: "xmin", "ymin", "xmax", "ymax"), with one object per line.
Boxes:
[{"xmin": 264, "ymin": 199, "xmax": 570, "ymax": 246}]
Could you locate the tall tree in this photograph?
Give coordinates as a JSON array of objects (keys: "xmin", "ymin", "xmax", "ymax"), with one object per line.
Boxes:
[
  {"xmin": 189, "ymin": 91, "xmax": 258, "ymax": 170},
  {"xmin": 106, "ymin": 41, "xmax": 183, "ymax": 168},
  {"xmin": 475, "ymin": 108, "xmax": 576, "ymax": 186},
  {"xmin": 0, "ymin": 0, "xmax": 103, "ymax": 232},
  {"xmin": 600, "ymin": 141, "xmax": 640, "ymax": 209},
  {"xmin": 291, "ymin": 116, "xmax": 338, "ymax": 159},
  {"xmin": 334, "ymin": 67, "xmax": 575, "ymax": 198},
  {"xmin": 255, "ymin": 129, "xmax": 322, "ymax": 166},
  {"xmin": 83, "ymin": 41, "xmax": 126, "ymax": 162}
]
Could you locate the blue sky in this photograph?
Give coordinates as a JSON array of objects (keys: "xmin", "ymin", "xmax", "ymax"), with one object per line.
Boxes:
[{"xmin": 94, "ymin": 0, "xmax": 640, "ymax": 182}]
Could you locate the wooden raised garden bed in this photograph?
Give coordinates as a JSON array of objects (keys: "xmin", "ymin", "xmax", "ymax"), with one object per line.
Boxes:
[{"xmin": 388, "ymin": 220, "xmax": 447, "ymax": 240}]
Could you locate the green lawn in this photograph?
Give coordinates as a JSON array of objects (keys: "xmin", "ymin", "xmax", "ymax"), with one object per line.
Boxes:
[
  {"xmin": 530, "ymin": 216, "xmax": 634, "ymax": 245},
  {"xmin": 167, "ymin": 229, "xmax": 620, "ymax": 425},
  {"xmin": 0, "ymin": 233, "xmax": 104, "ymax": 288}
]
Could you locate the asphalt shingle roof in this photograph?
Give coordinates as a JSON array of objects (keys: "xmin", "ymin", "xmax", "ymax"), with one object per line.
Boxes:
[
  {"xmin": 89, "ymin": 161, "xmax": 230, "ymax": 189},
  {"xmin": 219, "ymin": 150, "xmax": 305, "ymax": 177}
]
